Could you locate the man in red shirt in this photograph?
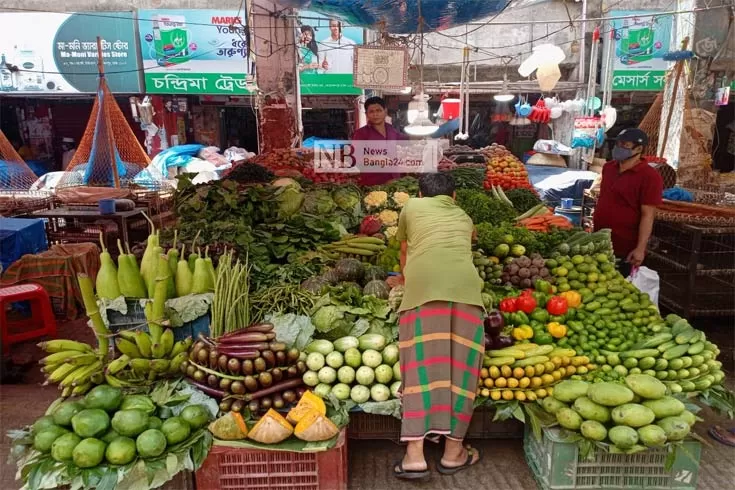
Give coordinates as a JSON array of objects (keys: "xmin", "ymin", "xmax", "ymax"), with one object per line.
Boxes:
[
  {"xmin": 593, "ymin": 128, "xmax": 663, "ymax": 277},
  {"xmin": 353, "ymin": 96, "xmax": 406, "ymax": 186}
]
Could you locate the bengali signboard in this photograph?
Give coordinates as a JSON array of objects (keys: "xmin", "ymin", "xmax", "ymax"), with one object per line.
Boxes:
[
  {"xmin": 138, "ymin": 10, "xmax": 252, "ymax": 95},
  {"xmin": 0, "ymin": 12, "xmax": 141, "ymax": 93},
  {"xmin": 609, "ymin": 10, "xmax": 673, "ymax": 91},
  {"xmin": 297, "ymin": 11, "xmax": 363, "ymax": 95}
]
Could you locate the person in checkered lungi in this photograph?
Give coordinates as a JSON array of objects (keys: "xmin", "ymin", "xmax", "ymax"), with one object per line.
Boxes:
[{"xmin": 393, "ymin": 172, "xmax": 485, "ymax": 480}]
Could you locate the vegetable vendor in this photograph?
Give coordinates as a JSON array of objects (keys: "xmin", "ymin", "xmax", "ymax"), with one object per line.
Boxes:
[
  {"xmin": 393, "ymin": 172, "xmax": 484, "ymax": 480},
  {"xmin": 353, "ymin": 96, "xmax": 407, "ymax": 186},
  {"xmin": 593, "ymin": 128, "xmax": 663, "ymax": 277}
]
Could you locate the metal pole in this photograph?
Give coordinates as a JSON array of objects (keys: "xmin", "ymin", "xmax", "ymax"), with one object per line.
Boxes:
[{"xmin": 578, "ymin": 0, "xmax": 587, "ymax": 84}]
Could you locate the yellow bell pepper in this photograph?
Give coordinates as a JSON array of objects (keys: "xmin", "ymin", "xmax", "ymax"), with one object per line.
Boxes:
[
  {"xmin": 560, "ymin": 291, "xmax": 582, "ymax": 308},
  {"xmin": 512, "ymin": 325, "xmax": 534, "ymax": 341},
  {"xmin": 546, "ymin": 322, "xmax": 568, "ymax": 339}
]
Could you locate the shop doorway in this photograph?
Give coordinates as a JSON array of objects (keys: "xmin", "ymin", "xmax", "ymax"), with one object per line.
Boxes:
[{"xmin": 221, "ymin": 106, "xmax": 258, "ymax": 154}]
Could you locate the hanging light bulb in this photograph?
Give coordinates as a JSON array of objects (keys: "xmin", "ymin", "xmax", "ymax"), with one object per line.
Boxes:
[
  {"xmin": 494, "ymin": 74, "xmax": 514, "ymax": 102},
  {"xmin": 404, "ymin": 6, "xmax": 437, "ymax": 137},
  {"xmin": 405, "ymin": 112, "xmax": 438, "ymax": 136}
]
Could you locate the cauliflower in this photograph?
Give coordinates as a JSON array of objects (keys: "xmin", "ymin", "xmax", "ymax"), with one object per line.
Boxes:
[
  {"xmin": 378, "ymin": 209, "xmax": 399, "ymax": 226},
  {"xmin": 385, "ymin": 226, "xmax": 399, "ymax": 239},
  {"xmin": 364, "ymin": 191, "xmax": 388, "ymax": 210},
  {"xmin": 392, "ymin": 192, "xmax": 410, "ymax": 208}
]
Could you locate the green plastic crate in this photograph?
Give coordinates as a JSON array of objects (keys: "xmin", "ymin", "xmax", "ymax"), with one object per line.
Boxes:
[{"xmin": 524, "ymin": 426, "xmax": 701, "ymax": 490}]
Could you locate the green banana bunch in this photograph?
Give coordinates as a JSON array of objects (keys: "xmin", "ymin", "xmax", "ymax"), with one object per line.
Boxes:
[{"xmin": 39, "ymin": 339, "xmax": 104, "ymax": 396}]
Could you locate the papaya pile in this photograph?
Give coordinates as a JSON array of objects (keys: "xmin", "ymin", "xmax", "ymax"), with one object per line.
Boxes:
[
  {"xmin": 543, "ymin": 374, "xmax": 698, "ymax": 452},
  {"xmin": 29, "ymin": 385, "xmax": 211, "ymax": 468}
]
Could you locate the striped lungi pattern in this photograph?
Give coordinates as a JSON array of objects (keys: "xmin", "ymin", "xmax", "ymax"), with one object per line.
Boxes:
[{"xmin": 398, "ymin": 300, "xmax": 485, "ymax": 441}]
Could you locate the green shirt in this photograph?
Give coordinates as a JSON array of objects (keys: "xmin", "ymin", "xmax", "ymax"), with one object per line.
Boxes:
[{"xmin": 396, "ymin": 195, "xmax": 484, "ymax": 312}]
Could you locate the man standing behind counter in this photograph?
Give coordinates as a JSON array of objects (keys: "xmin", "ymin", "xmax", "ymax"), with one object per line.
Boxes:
[
  {"xmin": 593, "ymin": 128, "xmax": 663, "ymax": 277},
  {"xmin": 353, "ymin": 96, "xmax": 406, "ymax": 186}
]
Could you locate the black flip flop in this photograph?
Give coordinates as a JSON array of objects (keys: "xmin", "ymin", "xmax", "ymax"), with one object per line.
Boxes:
[
  {"xmin": 394, "ymin": 460, "xmax": 430, "ymax": 480},
  {"xmin": 709, "ymin": 426, "xmax": 735, "ymax": 447},
  {"xmin": 437, "ymin": 447, "xmax": 482, "ymax": 476}
]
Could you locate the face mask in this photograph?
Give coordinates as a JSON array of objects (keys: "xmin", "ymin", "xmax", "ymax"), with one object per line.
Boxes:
[{"xmin": 613, "ymin": 146, "xmax": 638, "ymax": 162}]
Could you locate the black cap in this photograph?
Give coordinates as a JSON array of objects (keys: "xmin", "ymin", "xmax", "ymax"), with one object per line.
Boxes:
[{"xmin": 617, "ymin": 128, "xmax": 649, "ymax": 147}]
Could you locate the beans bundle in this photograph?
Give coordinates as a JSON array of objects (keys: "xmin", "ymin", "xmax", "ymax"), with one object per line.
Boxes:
[{"xmin": 211, "ymin": 251, "xmax": 251, "ymax": 338}]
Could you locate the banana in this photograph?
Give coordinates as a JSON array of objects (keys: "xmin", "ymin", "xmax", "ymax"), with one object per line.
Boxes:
[
  {"xmin": 117, "ymin": 330, "xmax": 138, "ymax": 342},
  {"xmin": 134, "ymin": 331, "xmax": 152, "ymax": 358},
  {"xmin": 90, "ymin": 372, "xmax": 104, "ymax": 385},
  {"xmin": 65, "ymin": 353, "xmax": 100, "ymax": 366},
  {"xmin": 61, "ymin": 386, "xmax": 73, "ymax": 398},
  {"xmin": 105, "ymin": 373, "xmax": 132, "ymax": 388},
  {"xmin": 168, "ymin": 352, "xmax": 189, "ymax": 374},
  {"xmin": 150, "ymin": 359, "xmax": 171, "ymax": 373},
  {"xmin": 106, "ymin": 354, "xmax": 131, "ymax": 375},
  {"xmin": 131, "ymin": 358, "xmax": 152, "ymax": 376},
  {"xmin": 40, "ymin": 350, "xmax": 86, "ymax": 365},
  {"xmin": 38, "ymin": 339, "xmax": 94, "ymax": 354},
  {"xmin": 61, "ymin": 361, "xmax": 102, "ymax": 388},
  {"xmin": 150, "ymin": 342, "xmax": 167, "ymax": 359},
  {"xmin": 72, "ymin": 382, "xmax": 93, "ymax": 396},
  {"xmin": 116, "ymin": 338, "xmax": 142, "ymax": 358},
  {"xmin": 42, "ymin": 362, "xmax": 64, "ymax": 374},
  {"xmin": 46, "ymin": 363, "xmax": 78, "ymax": 383},
  {"xmin": 169, "ymin": 338, "xmax": 192, "ymax": 359},
  {"xmin": 159, "ymin": 329, "xmax": 175, "ymax": 358}
]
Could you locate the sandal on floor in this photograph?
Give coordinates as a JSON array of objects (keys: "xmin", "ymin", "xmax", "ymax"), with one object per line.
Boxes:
[
  {"xmin": 437, "ymin": 447, "xmax": 482, "ymax": 475},
  {"xmin": 709, "ymin": 426, "xmax": 735, "ymax": 447},
  {"xmin": 393, "ymin": 460, "xmax": 430, "ymax": 480}
]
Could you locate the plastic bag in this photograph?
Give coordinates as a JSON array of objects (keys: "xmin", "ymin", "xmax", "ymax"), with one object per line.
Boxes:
[{"xmin": 627, "ymin": 266, "xmax": 659, "ymax": 309}]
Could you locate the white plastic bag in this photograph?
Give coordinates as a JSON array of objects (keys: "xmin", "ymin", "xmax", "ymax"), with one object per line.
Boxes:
[{"xmin": 627, "ymin": 266, "xmax": 659, "ymax": 309}]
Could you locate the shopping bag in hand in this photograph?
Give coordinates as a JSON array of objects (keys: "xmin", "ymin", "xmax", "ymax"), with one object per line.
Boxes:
[{"xmin": 626, "ymin": 266, "xmax": 659, "ymax": 309}]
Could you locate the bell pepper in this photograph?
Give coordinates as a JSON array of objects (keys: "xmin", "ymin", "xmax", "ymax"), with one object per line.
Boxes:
[
  {"xmin": 531, "ymin": 308, "xmax": 549, "ymax": 324},
  {"xmin": 559, "ymin": 291, "xmax": 582, "ymax": 308},
  {"xmin": 521, "ymin": 289, "xmax": 535, "ymax": 297},
  {"xmin": 549, "ymin": 314, "xmax": 567, "ymax": 324},
  {"xmin": 516, "ymin": 295, "xmax": 537, "ymax": 314},
  {"xmin": 499, "ymin": 297, "xmax": 518, "ymax": 313},
  {"xmin": 535, "ymin": 279, "xmax": 552, "ymax": 294},
  {"xmin": 512, "ymin": 325, "xmax": 534, "ymax": 340},
  {"xmin": 512, "ymin": 311, "xmax": 530, "ymax": 326},
  {"xmin": 546, "ymin": 322, "xmax": 568, "ymax": 339},
  {"xmin": 534, "ymin": 332, "xmax": 554, "ymax": 345},
  {"xmin": 546, "ymin": 295, "xmax": 569, "ymax": 316},
  {"xmin": 532, "ymin": 291, "xmax": 548, "ymax": 308}
]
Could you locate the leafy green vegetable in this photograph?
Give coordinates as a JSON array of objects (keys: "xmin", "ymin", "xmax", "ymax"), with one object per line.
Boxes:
[
  {"xmin": 504, "ymin": 188, "xmax": 542, "ymax": 213},
  {"xmin": 268, "ymin": 313, "xmax": 315, "ymax": 350},
  {"xmin": 302, "ymin": 189, "xmax": 337, "ymax": 215},
  {"xmin": 457, "ymin": 189, "xmax": 517, "ymax": 225}
]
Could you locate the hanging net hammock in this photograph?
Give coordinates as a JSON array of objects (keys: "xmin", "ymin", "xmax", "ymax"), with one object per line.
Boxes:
[
  {"xmin": 56, "ymin": 74, "xmax": 162, "ymax": 190},
  {"xmin": 638, "ymin": 91, "xmax": 663, "ymax": 157},
  {"xmin": 0, "ymin": 129, "xmax": 38, "ymax": 191}
]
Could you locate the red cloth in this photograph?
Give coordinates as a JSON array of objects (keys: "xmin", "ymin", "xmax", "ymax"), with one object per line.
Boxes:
[
  {"xmin": 353, "ymin": 123, "xmax": 407, "ymax": 186},
  {"xmin": 593, "ymin": 158, "xmax": 663, "ymax": 258}
]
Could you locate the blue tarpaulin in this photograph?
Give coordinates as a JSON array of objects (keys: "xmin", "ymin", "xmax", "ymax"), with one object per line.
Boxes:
[
  {"xmin": 276, "ymin": 0, "xmax": 546, "ymax": 34},
  {"xmin": 0, "ymin": 218, "xmax": 48, "ymax": 271}
]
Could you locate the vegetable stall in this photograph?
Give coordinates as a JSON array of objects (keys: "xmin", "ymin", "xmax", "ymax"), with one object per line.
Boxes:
[{"xmin": 7, "ymin": 144, "xmax": 734, "ymax": 490}]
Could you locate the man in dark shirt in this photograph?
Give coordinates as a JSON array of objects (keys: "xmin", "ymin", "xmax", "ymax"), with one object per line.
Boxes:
[
  {"xmin": 593, "ymin": 128, "xmax": 663, "ymax": 277},
  {"xmin": 353, "ymin": 96, "xmax": 406, "ymax": 186}
]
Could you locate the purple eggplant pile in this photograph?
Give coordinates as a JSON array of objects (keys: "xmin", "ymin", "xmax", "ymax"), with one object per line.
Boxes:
[
  {"xmin": 182, "ymin": 323, "xmax": 307, "ymax": 415},
  {"xmin": 483, "ymin": 310, "xmax": 514, "ymax": 349}
]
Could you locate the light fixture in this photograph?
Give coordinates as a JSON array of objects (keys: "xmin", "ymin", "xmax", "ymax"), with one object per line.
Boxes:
[
  {"xmin": 404, "ymin": 7, "xmax": 438, "ymax": 137},
  {"xmin": 407, "ymin": 92, "xmax": 430, "ymax": 124},
  {"xmin": 404, "ymin": 112, "xmax": 438, "ymax": 136},
  {"xmin": 400, "ymin": 86, "xmax": 413, "ymax": 94},
  {"xmin": 494, "ymin": 75, "xmax": 514, "ymax": 102}
]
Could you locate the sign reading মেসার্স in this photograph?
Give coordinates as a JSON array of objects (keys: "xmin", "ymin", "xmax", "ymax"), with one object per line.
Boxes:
[{"xmin": 138, "ymin": 10, "xmax": 252, "ymax": 95}]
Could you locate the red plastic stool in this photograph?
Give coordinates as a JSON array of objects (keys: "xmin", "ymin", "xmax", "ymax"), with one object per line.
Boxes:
[{"xmin": 0, "ymin": 284, "xmax": 57, "ymax": 355}]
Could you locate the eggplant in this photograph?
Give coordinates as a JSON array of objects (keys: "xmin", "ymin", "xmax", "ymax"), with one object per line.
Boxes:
[
  {"xmin": 484, "ymin": 333, "xmax": 494, "ymax": 349},
  {"xmin": 219, "ymin": 399, "xmax": 233, "ymax": 412},
  {"xmin": 484, "ymin": 310, "xmax": 505, "ymax": 336},
  {"xmin": 248, "ymin": 400, "xmax": 260, "ymax": 413},
  {"xmin": 227, "ymin": 358, "xmax": 242, "ymax": 374},
  {"xmin": 242, "ymin": 360, "xmax": 254, "ymax": 376},
  {"xmin": 231, "ymin": 400, "xmax": 245, "ymax": 412},
  {"xmin": 207, "ymin": 374, "xmax": 219, "ymax": 387},
  {"xmin": 494, "ymin": 334, "xmax": 514, "ymax": 348}
]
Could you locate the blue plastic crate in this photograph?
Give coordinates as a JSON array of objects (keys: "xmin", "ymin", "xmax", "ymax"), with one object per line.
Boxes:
[{"xmin": 107, "ymin": 299, "xmax": 210, "ymax": 342}]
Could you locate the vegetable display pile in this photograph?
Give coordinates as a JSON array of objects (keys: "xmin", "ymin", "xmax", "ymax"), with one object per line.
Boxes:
[{"xmin": 483, "ymin": 144, "xmax": 535, "ymax": 192}]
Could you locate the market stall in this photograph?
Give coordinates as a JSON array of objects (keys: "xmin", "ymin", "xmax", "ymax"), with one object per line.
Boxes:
[{"xmin": 6, "ymin": 152, "xmax": 733, "ymax": 490}]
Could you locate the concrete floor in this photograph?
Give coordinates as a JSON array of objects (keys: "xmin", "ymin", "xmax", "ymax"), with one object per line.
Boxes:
[{"xmin": 1, "ymin": 318, "xmax": 733, "ymax": 490}]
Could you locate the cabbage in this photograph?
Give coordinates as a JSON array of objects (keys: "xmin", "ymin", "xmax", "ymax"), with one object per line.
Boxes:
[
  {"xmin": 332, "ymin": 187, "xmax": 361, "ymax": 212},
  {"xmin": 277, "ymin": 185, "xmax": 305, "ymax": 218},
  {"xmin": 312, "ymin": 306, "xmax": 345, "ymax": 333},
  {"xmin": 303, "ymin": 190, "xmax": 337, "ymax": 215}
]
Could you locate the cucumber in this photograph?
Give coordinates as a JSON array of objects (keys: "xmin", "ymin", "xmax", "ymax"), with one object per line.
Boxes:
[
  {"xmin": 619, "ymin": 349, "xmax": 660, "ymax": 359},
  {"xmin": 688, "ymin": 330, "xmax": 703, "ymax": 344},
  {"xmin": 487, "ymin": 349, "xmax": 526, "ymax": 359},
  {"xmin": 525, "ymin": 345, "xmax": 554, "ymax": 357},
  {"xmin": 484, "ymin": 356, "xmax": 515, "ymax": 367},
  {"xmin": 687, "ymin": 342, "xmax": 705, "ymax": 355},
  {"xmin": 663, "ymin": 344, "xmax": 691, "ymax": 360},
  {"xmin": 631, "ymin": 333, "xmax": 672, "ymax": 350},
  {"xmin": 657, "ymin": 340, "xmax": 678, "ymax": 353},
  {"xmin": 548, "ymin": 348, "xmax": 577, "ymax": 358},
  {"xmin": 674, "ymin": 328, "xmax": 696, "ymax": 344},
  {"xmin": 671, "ymin": 319, "xmax": 692, "ymax": 336},
  {"xmin": 513, "ymin": 355, "xmax": 550, "ymax": 368}
]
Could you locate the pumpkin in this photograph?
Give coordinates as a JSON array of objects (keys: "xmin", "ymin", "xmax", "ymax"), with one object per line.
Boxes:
[
  {"xmin": 287, "ymin": 390, "xmax": 326, "ymax": 425},
  {"xmin": 334, "ymin": 258, "xmax": 365, "ymax": 282},
  {"xmin": 321, "ymin": 269, "xmax": 341, "ymax": 285},
  {"xmin": 208, "ymin": 412, "xmax": 248, "ymax": 441},
  {"xmin": 301, "ymin": 277, "xmax": 329, "ymax": 295},
  {"xmin": 363, "ymin": 265, "xmax": 387, "ymax": 283},
  {"xmin": 294, "ymin": 409, "xmax": 340, "ymax": 442},
  {"xmin": 363, "ymin": 280, "xmax": 390, "ymax": 299},
  {"xmin": 247, "ymin": 409, "xmax": 293, "ymax": 444}
]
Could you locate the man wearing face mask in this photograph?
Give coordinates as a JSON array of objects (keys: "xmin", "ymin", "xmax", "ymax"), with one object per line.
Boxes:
[{"xmin": 593, "ymin": 128, "xmax": 663, "ymax": 277}]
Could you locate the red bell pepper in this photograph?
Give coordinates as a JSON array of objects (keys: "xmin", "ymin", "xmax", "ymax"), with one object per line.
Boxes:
[
  {"xmin": 546, "ymin": 296, "xmax": 569, "ymax": 316},
  {"xmin": 521, "ymin": 289, "xmax": 535, "ymax": 297},
  {"xmin": 499, "ymin": 297, "xmax": 518, "ymax": 313},
  {"xmin": 516, "ymin": 295, "xmax": 537, "ymax": 314}
]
